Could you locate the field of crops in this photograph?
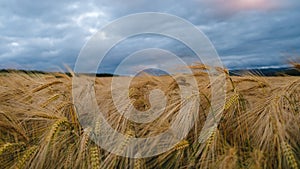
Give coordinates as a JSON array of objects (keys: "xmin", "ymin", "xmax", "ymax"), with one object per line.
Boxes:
[{"xmin": 0, "ymin": 65, "xmax": 299, "ymax": 169}]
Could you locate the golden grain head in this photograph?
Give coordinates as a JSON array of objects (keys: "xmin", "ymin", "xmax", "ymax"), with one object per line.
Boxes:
[
  {"xmin": 89, "ymin": 146, "xmax": 100, "ymax": 169},
  {"xmin": 282, "ymin": 142, "xmax": 298, "ymax": 169},
  {"xmin": 15, "ymin": 146, "xmax": 38, "ymax": 169},
  {"xmin": 0, "ymin": 68, "xmax": 300, "ymax": 169}
]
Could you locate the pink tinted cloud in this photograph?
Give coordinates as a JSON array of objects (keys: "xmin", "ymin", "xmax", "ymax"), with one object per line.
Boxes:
[
  {"xmin": 203, "ymin": 0, "xmax": 285, "ymax": 14},
  {"xmin": 228, "ymin": 0, "xmax": 281, "ymax": 10}
]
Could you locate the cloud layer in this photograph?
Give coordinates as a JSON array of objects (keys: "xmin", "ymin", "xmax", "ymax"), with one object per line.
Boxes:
[{"xmin": 0, "ymin": 0, "xmax": 299, "ymax": 73}]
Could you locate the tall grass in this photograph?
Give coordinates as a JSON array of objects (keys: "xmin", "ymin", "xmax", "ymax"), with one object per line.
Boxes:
[{"xmin": 0, "ymin": 64, "xmax": 299, "ymax": 169}]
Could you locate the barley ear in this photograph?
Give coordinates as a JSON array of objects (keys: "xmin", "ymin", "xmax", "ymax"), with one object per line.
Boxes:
[
  {"xmin": 15, "ymin": 146, "xmax": 38, "ymax": 169},
  {"xmin": 134, "ymin": 157, "xmax": 145, "ymax": 169},
  {"xmin": 0, "ymin": 142, "xmax": 25, "ymax": 155},
  {"xmin": 282, "ymin": 141, "xmax": 298, "ymax": 169},
  {"xmin": 174, "ymin": 140, "xmax": 189, "ymax": 151},
  {"xmin": 41, "ymin": 94, "xmax": 60, "ymax": 108},
  {"xmin": 224, "ymin": 93, "xmax": 239, "ymax": 110},
  {"xmin": 89, "ymin": 146, "xmax": 100, "ymax": 169},
  {"xmin": 115, "ymin": 127, "xmax": 135, "ymax": 155},
  {"xmin": 46, "ymin": 118, "xmax": 68, "ymax": 143},
  {"xmin": 32, "ymin": 81, "xmax": 62, "ymax": 93}
]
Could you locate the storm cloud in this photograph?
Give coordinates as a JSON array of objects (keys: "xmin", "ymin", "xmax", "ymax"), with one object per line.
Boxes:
[{"xmin": 0, "ymin": 0, "xmax": 299, "ymax": 73}]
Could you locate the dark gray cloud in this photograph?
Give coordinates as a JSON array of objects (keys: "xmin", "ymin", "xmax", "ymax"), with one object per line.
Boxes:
[{"xmin": 0, "ymin": 0, "xmax": 299, "ymax": 73}]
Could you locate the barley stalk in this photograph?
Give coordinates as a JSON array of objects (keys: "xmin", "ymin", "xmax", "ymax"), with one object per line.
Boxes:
[
  {"xmin": 174, "ymin": 140, "xmax": 189, "ymax": 151},
  {"xmin": 41, "ymin": 94, "xmax": 60, "ymax": 108},
  {"xmin": 75, "ymin": 128, "xmax": 92, "ymax": 168},
  {"xmin": 89, "ymin": 146, "xmax": 100, "ymax": 169},
  {"xmin": 134, "ymin": 157, "xmax": 145, "ymax": 169},
  {"xmin": 134, "ymin": 158, "xmax": 142, "ymax": 169},
  {"xmin": 32, "ymin": 81, "xmax": 62, "ymax": 93},
  {"xmin": 0, "ymin": 142, "xmax": 25, "ymax": 155},
  {"xmin": 94, "ymin": 118, "xmax": 101, "ymax": 137},
  {"xmin": 224, "ymin": 93, "xmax": 239, "ymax": 110},
  {"xmin": 55, "ymin": 102, "xmax": 71, "ymax": 111},
  {"xmin": 1, "ymin": 64, "xmax": 300, "ymax": 169},
  {"xmin": 46, "ymin": 118, "xmax": 68, "ymax": 142},
  {"xmin": 282, "ymin": 141, "xmax": 298, "ymax": 169},
  {"xmin": 15, "ymin": 146, "xmax": 38, "ymax": 169},
  {"xmin": 64, "ymin": 144, "xmax": 74, "ymax": 168},
  {"xmin": 205, "ymin": 129, "xmax": 217, "ymax": 149},
  {"xmin": 115, "ymin": 127, "xmax": 135, "ymax": 155},
  {"xmin": 291, "ymin": 62, "xmax": 300, "ymax": 70}
]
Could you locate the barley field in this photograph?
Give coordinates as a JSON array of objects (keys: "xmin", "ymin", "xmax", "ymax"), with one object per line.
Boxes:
[{"xmin": 0, "ymin": 64, "xmax": 299, "ymax": 169}]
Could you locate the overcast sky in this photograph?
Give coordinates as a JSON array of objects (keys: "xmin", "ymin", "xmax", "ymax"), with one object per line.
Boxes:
[{"xmin": 0, "ymin": 0, "xmax": 300, "ymax": 73}]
